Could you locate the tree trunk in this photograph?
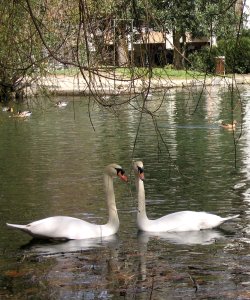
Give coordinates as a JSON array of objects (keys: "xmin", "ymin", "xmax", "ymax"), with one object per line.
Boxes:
[
  {"xmin": 117, "ymin": 36, "xmax": 129, "ymax": 67},
  {"xmin": 181, "ymin": 33, "xmax": 187, "ymax": 68},
  {"xmin": 173, "ymin": 29, "xmax": 183, "ymax": 70}
]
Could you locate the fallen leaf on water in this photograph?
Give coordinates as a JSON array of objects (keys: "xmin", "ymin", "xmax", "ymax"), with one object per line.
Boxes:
[{"xmin": 4, "ymin": 270, "xmax": 26, "ymax": 278}]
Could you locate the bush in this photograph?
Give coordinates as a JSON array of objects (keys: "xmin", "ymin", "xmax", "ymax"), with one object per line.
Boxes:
[
  {"xmin": 217, "ymin": 33, "xmax": 250, "ymax": 73},
  {"xmin": 187, "ymin": 47, "xmax": 218, "ymax": 74}
]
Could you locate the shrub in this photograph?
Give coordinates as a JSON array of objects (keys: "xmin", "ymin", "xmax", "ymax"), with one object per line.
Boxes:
[
  {"xmin": 187, "ymin": 47, "xmax": 218, "ymax": 74},
  {"xmin": 217, "ymin": 34, "xmax": 250, "ymax": 73}
]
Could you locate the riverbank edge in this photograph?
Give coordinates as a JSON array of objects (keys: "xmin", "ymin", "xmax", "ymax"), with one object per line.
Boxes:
[{"xmin": 31, "ymin": 74, "xmax": 250, "ymax": 96}]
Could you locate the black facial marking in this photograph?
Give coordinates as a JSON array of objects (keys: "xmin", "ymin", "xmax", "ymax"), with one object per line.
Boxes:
[
  {"xmin": 115, "ymin": 167, "xmax": 125, "ymax": 175},
  {"xmin": 138, "ymin": 166, "xmax": 144, "ymax": 174}
]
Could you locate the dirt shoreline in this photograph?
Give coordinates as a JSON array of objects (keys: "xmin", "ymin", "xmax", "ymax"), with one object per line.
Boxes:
[{"xmin": 33, "ymin": 73, "xmax": 250, "ymax": 96}]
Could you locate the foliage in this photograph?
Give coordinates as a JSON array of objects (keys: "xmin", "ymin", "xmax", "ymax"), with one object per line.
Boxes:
[
  {"xmin": 148, "ymin": 0, "xmax": 244, "ymax": 69},
  {"xmin": 187, "ymin": 47, "xmax": 219, "ymax": 74},
  {"xmin": 0, "ymin": 1, "xmax": 42, "ymax": 101},
  {"xmin": 187, "ymin": 30, "xmax": 250, "ymax": 75},
  {"xmin": 0, "ymin": 0, "xmax": 248, "ymax": 101},
  {"xmin": 194, "ymin": 0, "xmax": 241, "ymax": 39},
  {"xmin": 216, "ymin": 29, "xmax": 250, "ymax": 73}
]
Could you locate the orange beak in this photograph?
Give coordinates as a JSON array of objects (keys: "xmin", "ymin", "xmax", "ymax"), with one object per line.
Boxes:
[
  {"xmin": 139, "ymin": 172, "xmax": 144, "ymax": 181},
  {"xmin": 118, "ymin": 172, "xmax": 128, "ymax": 182}
]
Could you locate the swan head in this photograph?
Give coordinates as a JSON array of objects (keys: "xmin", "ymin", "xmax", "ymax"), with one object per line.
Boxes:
[
  {"xmin": 105, "ymin": 163, "xmax": 128, "ymax": 182},
  {"xmin": 133, "ymin": 161, "xmax": 144, "ymax": 181}
]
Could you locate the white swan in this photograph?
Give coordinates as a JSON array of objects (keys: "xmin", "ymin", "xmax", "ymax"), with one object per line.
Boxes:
[
  {"xmin": 133, "ymin": 161, "xmax": 239, "ymax": 232},
  {"xmin": 7, "ymin": 163, "xmax": 128, "ymax": 240}
]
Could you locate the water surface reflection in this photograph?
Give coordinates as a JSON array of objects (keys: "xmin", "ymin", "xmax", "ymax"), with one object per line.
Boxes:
[
  {"xmin": 0, "ymin": 86, "xmax": 249, "ymax": 299},
  {"xmin": 137, "ymin": 229, "xmax": 228, "ymax": 246},
  {"xmin": 21, "ymin": 235, "xmax": 119, "ymax": 255}
]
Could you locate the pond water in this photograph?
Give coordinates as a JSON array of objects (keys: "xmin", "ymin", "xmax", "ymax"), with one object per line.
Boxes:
[{"xmin": 0, "ymin": 85, "xmax": 250, "ymax": 299}]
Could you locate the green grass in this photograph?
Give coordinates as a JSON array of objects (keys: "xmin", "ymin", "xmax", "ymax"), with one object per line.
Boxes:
[
  {"xmin": 48, "ymin": 66, "xmax": 209, "ymax": 79},
  {"xmin": 116, "ymin": 67, "xmax": 208, "ymax": 79}
]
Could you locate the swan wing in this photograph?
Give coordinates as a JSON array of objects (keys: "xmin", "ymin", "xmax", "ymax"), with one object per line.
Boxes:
[
  {"xmin": 7, "ymin": 216, "xmax": 102, "ymax": 240},
  {"xmin": 145, "ymin": 211, "xmax": 238, "ymax": 232}
]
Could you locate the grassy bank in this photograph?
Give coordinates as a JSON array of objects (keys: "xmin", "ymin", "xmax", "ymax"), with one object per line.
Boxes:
[
  {"xmin": 49, "ymin": 66, "xmax": 209, "ymax": 80},
  {"xmin": 116, "ymin": 67, "xmax": 208, "ymax": 79}
]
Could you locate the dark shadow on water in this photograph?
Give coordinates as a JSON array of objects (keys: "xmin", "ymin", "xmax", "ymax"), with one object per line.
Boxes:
[
  {"xmin": 137, "ymin": 228, "xmax": 235, "ymax": 246},
  {"xmin": 20, "ymin": 234, "xmax": 119, "ymax": 256}
]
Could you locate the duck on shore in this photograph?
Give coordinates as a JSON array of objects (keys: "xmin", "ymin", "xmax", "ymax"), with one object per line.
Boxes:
[
  {"xmin": 55, "ymin": 101, "xmax": 68, "ymax": 108},
  {"xmin": 2, "ymin": 107, "xmax": 13, "ymax": 112}
]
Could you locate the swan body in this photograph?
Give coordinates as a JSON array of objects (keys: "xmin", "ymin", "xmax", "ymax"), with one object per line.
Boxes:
[
  {"xmin": 56, "ymin": 101, "xmax": 68, "ymax": 107},
  {"xmin": 133, "ymin": 161, "xmax": 239, "ymax": 232},
  {"xmin": 7, "ymin": 216, "xmax": 113, "ymax": 240},
  {"xmin": 7, "ymin": 163, "xmax": 128, "ymax": 240}
]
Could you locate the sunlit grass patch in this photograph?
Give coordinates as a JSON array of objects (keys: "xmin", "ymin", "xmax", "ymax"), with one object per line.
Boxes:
[{"xmin": 116, "ymin": 66, "xmax": 209, "ymax": 79}]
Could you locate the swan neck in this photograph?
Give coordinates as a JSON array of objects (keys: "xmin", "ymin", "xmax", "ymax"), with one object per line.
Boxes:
[
  {"xmin": 104, "ymin": 173, "xmax": 119, "ymax": 231},
  {"xmin": 136, "ymin": 176, "xmax": 147, "ymax": 218}
]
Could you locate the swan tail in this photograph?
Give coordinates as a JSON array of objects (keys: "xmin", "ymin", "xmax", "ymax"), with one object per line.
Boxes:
[
  {"xmin": 6, "ymin": 223, "xmax": 28, "ymax": 232},
  {"xmin": 223, "ymin": 214, "xmax": 240, "ymax": 222}
]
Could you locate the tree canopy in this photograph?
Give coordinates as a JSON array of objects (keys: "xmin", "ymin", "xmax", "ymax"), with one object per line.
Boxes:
[{"xmin": 0, "ymin": 0, "xmax": 248, "ymax": 101}]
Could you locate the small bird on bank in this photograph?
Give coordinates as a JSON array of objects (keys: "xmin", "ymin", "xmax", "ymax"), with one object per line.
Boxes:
[
  {"xmin": 220, "ymin": 120, "xmax": 237, "ymax": 130},
  {"xmin": 2, "ymin": 107, "xmax": 13, "ymax": 112},
  {"xmin": 55, "ymin": 101, "xmax": 68, "ymax": 108}
]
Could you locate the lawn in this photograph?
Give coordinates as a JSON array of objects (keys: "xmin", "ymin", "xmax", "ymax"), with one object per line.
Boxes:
[
  {"xmin": 116, "ymin": 67, "xmax": 209, "ymax": 79},
  {"xmin": 49, "ymin": 66, "xmax": 210, "ymax": 80}
]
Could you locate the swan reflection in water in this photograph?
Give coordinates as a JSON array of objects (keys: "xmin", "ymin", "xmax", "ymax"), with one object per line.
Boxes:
[
  {"xmin": 137, "ymin": 229, "xmax": 233, "ymax": 282},
  {"xmin": 20, "ymin": 235, "xmax": 121, "ymax": 299},
  {"xmin": 20, "ymin": 229, "xmax": 227, "ymax": 256},
  {"xmin": 21, "ymin": 234, "xmax": 119, "ymax": 256},
  {"xmin": 137, "ymin": 229, "xmax": 227, "ymax": 246},
  {"xmin": 19, "ymin": 231, "xmax": 234, "ymax": 298}
]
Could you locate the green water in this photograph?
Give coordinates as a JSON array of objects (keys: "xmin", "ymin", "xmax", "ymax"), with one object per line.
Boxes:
[{"xmin": 0, "ymin": 86, "xmax": 249, "ymax": 299}]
